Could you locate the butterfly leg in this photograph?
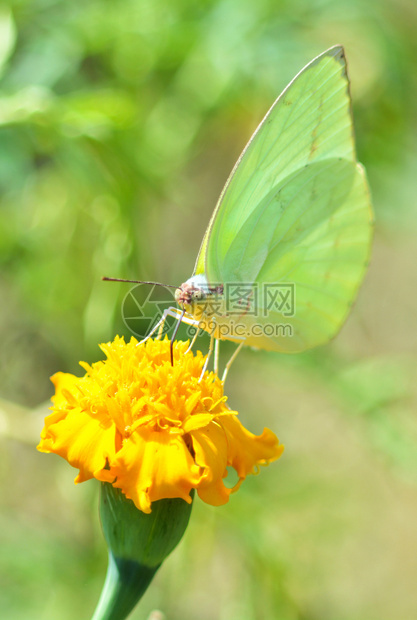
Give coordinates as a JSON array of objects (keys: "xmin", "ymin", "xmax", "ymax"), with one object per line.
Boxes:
[
  {"xmin": 199, "ymin": 322, "xmax": 217, "ymax": 382},
  {"xmin": 137, "ymin": 311, "xmax": 168, "ymax": 345},
  {"xmin": 214, "ymin": 337, "xmax": 220, "ymax": 376},
  {"xmin": 185, "ymin": 326, "xmax": 201, "ymax": 354},
  {"xmin": 222, "ymin": 341, "xmax": 244, "ymax": 384},
  {"xmin": 156, "ymin": 306, "xmax": 173, "ymax": 339},
  {"xmin": 170, "ymin": 308, "xmax": 186, "ymax": 365},
  {"xmin": 138, "ymin": 306, "xmax": 187, "ymax": 345},
  {"xmin": 156, "ymin": 316, "xmax": 166, "ymax": 340}
]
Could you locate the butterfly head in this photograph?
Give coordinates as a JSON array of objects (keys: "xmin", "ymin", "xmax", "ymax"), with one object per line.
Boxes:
[
  {"xmin": 175, "ymin": 274, "xmax": 225, "ymax": 320},
  {"xmin": 175, "ymin": 274, "xmax": 209, "ymax": 310}
]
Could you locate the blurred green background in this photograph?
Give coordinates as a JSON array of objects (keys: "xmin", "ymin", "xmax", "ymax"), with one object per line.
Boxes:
[{"xmin": 1, "ymin": 0, "xmax": 417, "ymax": 618}]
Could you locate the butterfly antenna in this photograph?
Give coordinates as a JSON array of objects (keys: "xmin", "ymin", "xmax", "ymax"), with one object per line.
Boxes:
[
  {"xmin": 102, "ymin": 277, "xmax": 178, "ymax": 289},
  {"xmin": 170, "ymin": 308, "xmax": 186, "ymax": 366}
]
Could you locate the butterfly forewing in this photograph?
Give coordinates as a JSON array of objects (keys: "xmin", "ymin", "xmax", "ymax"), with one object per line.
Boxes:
[{"xmin": 195, "ymin": 47, "xmax": 354, "ymax": 275}]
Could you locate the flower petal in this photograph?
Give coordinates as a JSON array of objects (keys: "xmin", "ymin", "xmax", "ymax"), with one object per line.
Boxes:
[
  {"xmin": 110, "ymin": 429, "xmax": 203, "ymax": 513},
  {"xmin": 38, "ymin": 406, "xmax": 117, "ymax": 483},
  {"xmin": 191, "ymin": 422, "xmax": 231, "ymax": 506},
  {"xmin": 50, "ymin": 372, "xmax": 81, "ymax": 407},
  {"xmin": 220, "ymin": 414, "xmax": 284, "ymax": 477}
]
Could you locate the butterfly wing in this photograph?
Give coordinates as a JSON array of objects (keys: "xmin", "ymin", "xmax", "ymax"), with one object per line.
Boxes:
[{"xmin": 194, "ymin": 46, "xmax": 373, "ymax": 352}]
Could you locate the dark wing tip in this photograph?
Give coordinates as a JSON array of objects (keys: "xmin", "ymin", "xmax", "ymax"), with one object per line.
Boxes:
[
  {"xmin": 309, "ymin": 45, "xmax": 346, "ymax": 72},
  {"xmin": 326, "ymin": 45, "xmax": 346, "ymax": 64}
]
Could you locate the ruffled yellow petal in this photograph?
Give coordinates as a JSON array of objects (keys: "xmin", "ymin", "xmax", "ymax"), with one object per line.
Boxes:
[
  {"xmin": 110, "ymin": 429, "xmax": 202, "ymax": 514},
  {"xmin": 38, "ymin": 406, "xmax": 117, "ymax": 483},
  {"xmin": 37, "ymin": 409, "xmax": 67, "ymax": 447},
  {"xmin": 50, "ymin": 372, "xmax": 81, "ymax": 407},
  {"xmin": 191, "ymin": 422, "xmax": 231, "ymax": 506},
  {"xmin": 219, "ymin": 414, "xmax": 284, "ymax": 478}
]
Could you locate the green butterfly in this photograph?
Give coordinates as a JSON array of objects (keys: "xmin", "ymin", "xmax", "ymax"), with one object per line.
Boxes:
[
  {"xmin": 109, "ymin": 46, "xmax": 373, "ymax": 377},
  {"xmin": 172, "ymin": 45, "xmax": 373, "ymax": 367}
]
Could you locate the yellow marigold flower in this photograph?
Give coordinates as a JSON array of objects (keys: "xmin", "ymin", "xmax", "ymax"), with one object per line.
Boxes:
[{"xmin": 38, "ymin": 336, "xmax": 283, "ymax": 513}]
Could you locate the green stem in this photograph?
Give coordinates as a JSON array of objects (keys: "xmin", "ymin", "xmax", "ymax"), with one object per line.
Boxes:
[{"xmin": 91, "ymin": 552, "xmax": 159, "ymax": 620}]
